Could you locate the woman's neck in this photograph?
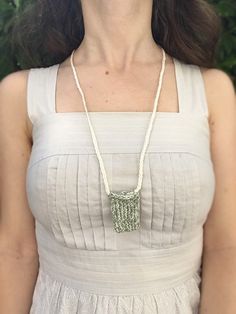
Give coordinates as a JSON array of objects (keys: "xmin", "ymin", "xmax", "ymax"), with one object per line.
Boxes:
[{"xmin": 77, "ymin": 0, "xmax": 162, "ymax": 70}]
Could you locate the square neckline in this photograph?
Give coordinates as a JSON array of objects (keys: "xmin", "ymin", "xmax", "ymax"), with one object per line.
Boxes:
[{"xmin": 52, "ymin": 56, "xmax": 184, "ymax": 116}]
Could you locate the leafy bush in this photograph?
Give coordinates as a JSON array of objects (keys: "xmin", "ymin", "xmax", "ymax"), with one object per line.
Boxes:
[
  {"xmin": 209, "ymin": 0, "xmax": 236, "ymax": 85},
  {"xmin": 0, "ymin": 0, "xmax": 235, "ymax": 86},
  {"xmin": 0, "ymin": 0, "xmax": 18, "ymax": 77}
]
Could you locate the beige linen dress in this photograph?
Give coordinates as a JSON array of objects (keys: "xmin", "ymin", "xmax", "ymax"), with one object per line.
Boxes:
[{"xmin": 26, "ymin": 57, "xmax": 216, "ymax": 313}]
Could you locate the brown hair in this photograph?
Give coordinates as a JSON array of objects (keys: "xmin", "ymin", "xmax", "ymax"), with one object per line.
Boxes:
[{"xmin": 11, "ymin": 0, "xmax": 221, "ymax": 68}]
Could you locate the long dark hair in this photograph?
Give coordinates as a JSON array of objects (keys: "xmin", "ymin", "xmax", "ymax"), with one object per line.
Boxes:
[{"xmin": 11, "ymin": 0, "xmax": 221, "ymax": 68}]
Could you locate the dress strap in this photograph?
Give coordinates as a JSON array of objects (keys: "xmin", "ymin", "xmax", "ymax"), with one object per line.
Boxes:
[
  {"xmin": 27, "ymin": 64, "xmax": 59, "ymax": 124},
  {"xmin": 173, "ymin": 58, "xmax": 209, "ymax": 117}
]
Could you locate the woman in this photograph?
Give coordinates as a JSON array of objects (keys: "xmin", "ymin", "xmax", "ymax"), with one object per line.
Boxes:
[{"xmin": 0, "ymin": 0, "xmax": 236, "ymax": 313}]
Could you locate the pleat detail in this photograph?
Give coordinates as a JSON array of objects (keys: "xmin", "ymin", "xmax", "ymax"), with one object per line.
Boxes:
[{"xmin": 27, "ymin": 151, "xmax": 215, "ymax": 249}]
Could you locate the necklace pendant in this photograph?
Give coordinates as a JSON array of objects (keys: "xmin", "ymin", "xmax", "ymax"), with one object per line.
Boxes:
[{"xmin": 108, "ymin": 190, "xmax": 141, "ymax": 233}]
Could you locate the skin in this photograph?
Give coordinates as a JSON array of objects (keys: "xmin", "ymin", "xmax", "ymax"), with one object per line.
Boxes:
[{"xmin": 0, "ymin": 0, "xmax": 235, "ymax": 313}]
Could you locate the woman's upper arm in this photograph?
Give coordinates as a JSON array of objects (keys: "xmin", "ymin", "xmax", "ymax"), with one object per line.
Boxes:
[
  {"xmin": 202, "ymin": 67, "xmax": 236, "ymax": 252},
  {"xmin": 0, "ymin": 70, "xmax": 37, "ymax": 257}
]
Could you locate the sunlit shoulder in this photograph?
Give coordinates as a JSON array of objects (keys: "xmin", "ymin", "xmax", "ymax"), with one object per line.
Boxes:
[
  {"xmin": 0, "ymin": 69, "xmax": 31, "ymax": 138},
  {"xmin": 200, "ymin": 67, "xmax": 235, "ymax": 123}
]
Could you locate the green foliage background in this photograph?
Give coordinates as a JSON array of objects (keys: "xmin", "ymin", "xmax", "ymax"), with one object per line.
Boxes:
[{"xmin": 0, "ymin": 0, "xmax": 235, "ymax": 86}]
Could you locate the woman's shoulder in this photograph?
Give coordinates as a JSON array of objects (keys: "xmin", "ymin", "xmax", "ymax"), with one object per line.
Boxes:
[
  {"xmin": 199, "ymin": 66, "xmax": 235, "ymax": 122},
  {"xmin": 0, "ymin": 68, "xmax": 29, "ymax": 91},
  {"xmin": 0, "ymin": 65, "xmax": 50, "ymax": 102},
  {"xmin": 0, "ymin": 69, "xmax": 32, "ymax": 138},
  {"xmin": 0, "ymin": 69, "xmax": 30, "ymax": 113},
  {"xmin": 0, "ymin": 64, "xmax": 57, "ymax": 135}
]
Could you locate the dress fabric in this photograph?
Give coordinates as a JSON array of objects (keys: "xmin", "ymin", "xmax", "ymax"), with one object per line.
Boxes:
[{"xmin": 26, "ymin": 57, "xmax": 216, "ymax": 314}]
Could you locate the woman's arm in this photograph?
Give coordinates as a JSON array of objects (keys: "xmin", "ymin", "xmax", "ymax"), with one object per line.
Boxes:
[
  {"xmin": 0, "ymin": 71, "xmax": 39, "ymax": 314},
  {"xmin": 199, "ymin": 69, "xmax": 236, "ymax": 313}
]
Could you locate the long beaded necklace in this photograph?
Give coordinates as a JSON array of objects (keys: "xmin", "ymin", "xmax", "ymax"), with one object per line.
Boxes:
[{"xmin": 70, "ymin": 47, "xmax": 166, "ymax": 233}]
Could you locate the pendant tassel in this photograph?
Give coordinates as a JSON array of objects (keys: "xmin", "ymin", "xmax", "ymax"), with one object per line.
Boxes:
[{"xmin": 108, "ymin": 190, "xmax": 141, "ymax": 233}]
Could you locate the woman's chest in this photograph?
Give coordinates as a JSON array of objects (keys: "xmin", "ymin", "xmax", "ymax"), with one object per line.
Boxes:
[{"xmin": 25, "ymin": 114, "xmax": 216, "ymax": 249}]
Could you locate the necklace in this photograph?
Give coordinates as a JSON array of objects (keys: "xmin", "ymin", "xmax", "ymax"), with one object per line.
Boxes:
[{"xmin": 70, "ymin": 47, "xmax": 166, "ymax": 233}]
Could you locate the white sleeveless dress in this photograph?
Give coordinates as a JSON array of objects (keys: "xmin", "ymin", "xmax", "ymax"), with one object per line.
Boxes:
[{"xmin": 26, "ymin": 57, "xmax": 216, "ymax": 314}]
